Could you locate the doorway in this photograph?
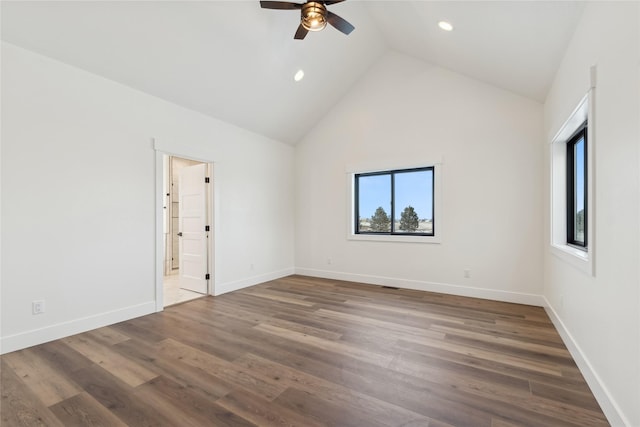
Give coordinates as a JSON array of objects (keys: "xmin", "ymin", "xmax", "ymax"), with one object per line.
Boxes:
[{"xmin": 162, "ymin": 155, "xmax": 212, "ymax": 306}]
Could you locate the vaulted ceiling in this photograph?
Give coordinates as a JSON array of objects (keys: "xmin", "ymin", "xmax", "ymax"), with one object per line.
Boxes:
[{"xmin": 1, "ymin": 1, "xmax": 584, "ymax": 145}]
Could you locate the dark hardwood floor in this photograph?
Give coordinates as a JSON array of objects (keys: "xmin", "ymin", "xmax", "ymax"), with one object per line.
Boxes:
[{"xmin": 1, "ymin": 275, "xmax": 609, "ymax": 426}]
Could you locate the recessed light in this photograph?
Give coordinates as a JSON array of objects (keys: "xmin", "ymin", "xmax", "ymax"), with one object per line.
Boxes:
[
  {"xmin": 438, "ymin": 21, "xmax": 453, "ymax": 32},
  {"xmin": 294, "ymin": 69, "xmax": 305, "ymax": 82}
]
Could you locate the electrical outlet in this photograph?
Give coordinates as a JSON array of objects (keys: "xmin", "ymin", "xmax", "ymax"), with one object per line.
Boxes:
[
  {"xmin": 32, "ymin": 300, "xmax": 45, "ymax": 315},
  {"xmin": 250, "ymin": 263, "xmax": 255, "ymax": 270},
  {"xmin": 464, "ymin": 269, "xmax": 471, "ymax": 278},
  {"xmin": 327, "ymin": 258, "xmax": 332, "ymax": 265}
]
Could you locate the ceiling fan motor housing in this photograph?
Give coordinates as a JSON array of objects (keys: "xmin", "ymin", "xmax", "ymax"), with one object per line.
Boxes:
[
  {"xmin": 259, "ymin": 0, "xmax": 354, "ymax": 39},
  {"xmin": 301, "ymin": 2, "xmax": 327, "ymax": 31}
]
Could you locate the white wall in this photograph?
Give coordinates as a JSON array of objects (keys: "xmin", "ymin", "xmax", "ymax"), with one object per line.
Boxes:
[
  {"xmin": 543, "ymin": 3, "xmax": 640, "ymax": 426},
  {"xmin": 295, "ymin": 51, "xmax": 544, "ymax": 305},
  {"xmin": 1, "ymin": 42, "xmax": 295, "ymax": 353}
]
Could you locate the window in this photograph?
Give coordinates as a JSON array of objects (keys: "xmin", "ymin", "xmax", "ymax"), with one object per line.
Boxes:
[
  {"xmin": 550, "ymin": 90, "xmax": 593, "ymax": 275},
  {"xmin": 566, "ymin": 123, "xmax": 587, "ymax": 249},
  {"xmin": 355, "ymin": 167, "xmax": 434, "ymax": 236}
]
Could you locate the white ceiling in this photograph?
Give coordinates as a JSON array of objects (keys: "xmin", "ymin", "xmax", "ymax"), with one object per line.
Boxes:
[{"xmin": 1, "ymin": 1, "xmax": 584, "ymax": 145}]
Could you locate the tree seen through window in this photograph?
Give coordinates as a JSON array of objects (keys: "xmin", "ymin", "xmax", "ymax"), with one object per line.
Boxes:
[{"xmin": 355, "ymin": 167, "xmax": 434, "ymax": 236}]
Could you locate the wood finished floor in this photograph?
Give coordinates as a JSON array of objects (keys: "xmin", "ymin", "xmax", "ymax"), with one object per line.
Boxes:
[{"xmin": 1, "ymin": 275, "xmax": 609, "ymax": 427}]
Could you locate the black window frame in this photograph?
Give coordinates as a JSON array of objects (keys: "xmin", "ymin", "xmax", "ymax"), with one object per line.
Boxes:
[
  {"xmin": 566, "ymin": 122, "xmax": 588, "ymax": 249},
  {"xmin": 354, "ymin": 166, "xmax": 435, "ymax": 236}
]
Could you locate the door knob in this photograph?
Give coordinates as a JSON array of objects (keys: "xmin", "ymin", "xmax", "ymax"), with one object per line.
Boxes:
[{"xmin": 177, "ymin": 232, "xmax": 183, "ymax": 237}]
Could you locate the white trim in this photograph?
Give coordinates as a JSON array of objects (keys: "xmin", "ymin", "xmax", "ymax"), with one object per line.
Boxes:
[
  {"xmin": 214, "ymin": 268, "xmax": 295, "ymax": 296},
  {"xmin": 295, "ymin": 268, "xmax": 544, "ymax": 307},
  {"xmin": 154, "ymin": 151, "xmax": 165, "ymax": 312},
  {"xmin": 0, "ymin": 301, "xmax": 156, "ymax": 355},
  {"xmin": 543, "ymin": 298, "xmax": 628, "ymax": 427},
  {"xmin": 346, "ymin": 161, "xmax": 443, "ymax": 244},
  {"xmin": 163, "ymin": 155, "xmax": 172, "ymax": 275},
  {"xmin": 347, "ymin": 234, "xmax": 441, "ymax": 244},
  {"xmin": 549, "ymin": 94, "xmax": 589, "ymax": 145},
  {"xmin": 549, "ymin": 90, "xmax": 595, "ymax": 276},
  {"xmin": 549, "ymin": 243, "xmax": 590, "ymax": 272},
  {"xmin": 346, "ymin": 158, "xmax": 443, "ymax": 175}
]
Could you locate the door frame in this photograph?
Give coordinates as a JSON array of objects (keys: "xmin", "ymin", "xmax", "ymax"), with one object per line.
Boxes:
[{"xmin": 154, "ymin": 145, "xmax": 215, "ymax": 312}]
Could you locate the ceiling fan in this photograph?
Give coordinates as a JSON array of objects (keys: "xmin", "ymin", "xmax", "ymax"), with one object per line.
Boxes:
[{"xmin": 260, "ymin": 0, "xmax": 355, "ymax": 40}]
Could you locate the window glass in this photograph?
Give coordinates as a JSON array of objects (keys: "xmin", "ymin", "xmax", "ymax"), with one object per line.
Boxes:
[
  {"xmin": 566, "ymin": 125, "xmax": 587, "ymax": 248},
  {"xmin": 394, "ymin": 169, "xmax": 433, "ymax": 234},
  {"xmin": 357, "ymin": 174, "xmax": 391, "ymax": 233},
  {"xmin": 355, "ymin": 167, "xmax": 434, "ymax": 236},
  {"xmin": 574, "ymin": 137, "xmax": 586, "ymax": 244}
]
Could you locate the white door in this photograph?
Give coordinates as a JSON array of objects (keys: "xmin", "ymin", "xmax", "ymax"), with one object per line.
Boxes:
[{"xmin": 178, "ymin": 163, "xmax": 208, "ymax": 293}]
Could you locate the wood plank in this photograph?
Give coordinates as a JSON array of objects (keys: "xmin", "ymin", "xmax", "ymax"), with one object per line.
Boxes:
[
  {"xmin": 430, "ymin": 323, "xmax": 572, "ymax": 358},
  {"xmin": 0, "ymin": 359, "xmax": 64, "ymax": 427},
  {"xmin": 253, "ymin": 323, "xmax": 395, "ymax": 368},
  {"xmin": 85, "ymin": 326, "xmax": 131, "ymax": 346},
  {"xmin": 109, "ymin": 315, "xmax": 172, "ymax": 343},
  {"xmin": 315, "ymin": 308, "xmax": 446, "ymax": 341},
  {"xmin": 63, "ymin": 334, "xmax": 158, "ymax": 387},
  {"xmin": 395, "ymin": 335, "xmax": 595, "ymax": 393},
  {"xmin": 49, "ymin": 392, "xmax": 128, "ymax": 427},
  {"xmin": 3, "ymin": 348, "xmax": 82, "ymax": 406},
  {"xmin": 344, "ymin": 299, "xmax": 469, "ymax": 325},
  {"xmin": 233, "ymin": 352, "xmax": 432, "ymax": 426},
  {"xmin": 28, "ymin": 340, "xmax": 93, "ymax": 374},
  {"xmin": 157, "ymin": 309, "xmax": 256, "ymax": 361},
  {"xmin": 217, "ymin": 388, "xmax": 328, "ymax": 427},
  {"xmin": 530, "ymin": 381, "xmax": 604, "ymax": 413},
  {"xmin": 197, "ymin": 300, "xmax": 344, "ymax": 340},
  {"xmin": 64, "ymin": 363, "xmax": 172, "ymax": 427},
  {"xmin": 135, "ymin": 375, "xmax": 256, "ymax": 427},
  {"xmin": 153, "ymin": 338, "xmax": 288, "ymax": 401},
  {"xmin": 230, "ymin": 336, "xmax": 495, "ymax": 426},
  {"xmin": 386, "ymin": 350, "xmax": 534, "ymax": 402},
  {"xmin": 274, "ymin": 386, "xmax": 390, "ymax": 427},
  {"xmin": 112, "ymin": 338, "xmax": 234, "ymax": 401},
  {"xmin": 241, "ymin": 288, "xmax": 316, "ymax": 307},
  {"xmin": 396, "ymin": 337, "xmax": 564, "ymax": 377}
]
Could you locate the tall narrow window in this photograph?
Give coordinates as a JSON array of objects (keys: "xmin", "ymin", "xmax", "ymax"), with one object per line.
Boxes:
[
  {"xmin": 566, "ymin": 123, "xmax": 587, "ymax": 248},
  {"xmin": 550, "ymin": 92, "xmax": 592, "ymax": 273},
  {"xmin": 355, "ymin": 167, "xmax": 434, "ymax": 236}
]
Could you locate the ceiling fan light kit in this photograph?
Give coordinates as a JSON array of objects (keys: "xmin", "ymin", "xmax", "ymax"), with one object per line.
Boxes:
[
  {"xmin": 260, "ymin": 0, "xmax": 354, "ymax": 40},
  {"xmin": 301, "ymin": 2, "xmax": 327, "ymax": 31}
]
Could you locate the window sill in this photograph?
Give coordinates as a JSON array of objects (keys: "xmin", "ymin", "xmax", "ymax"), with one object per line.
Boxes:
[
  {"xmin": 348, "ymin": 234, "xmax": 442, "ymax": 244},
  {"xmin": 550, "ymin": 243, "xmax": 593, "ymax": 276}
]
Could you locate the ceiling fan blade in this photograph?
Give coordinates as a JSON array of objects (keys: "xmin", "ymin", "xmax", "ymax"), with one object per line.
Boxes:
[
  {"xmin": 323, "ymin": 0, "xmax": 346, "ymax": 5},
  {"xmin": 326, "ymin": 10, "xmax": 354, "ymax": 35},
  {"xmin": 294, "ymin": 23, "xmax": 309, "ymax": 40},
  {"xmin": 260, "ymin": 1, "xmax": 302, "ymax": 10}
]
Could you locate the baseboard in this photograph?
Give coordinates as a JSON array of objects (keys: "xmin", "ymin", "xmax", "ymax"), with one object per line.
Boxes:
[
  {"xmin": 295, "ymin": 268, "xmax": 544, "ymax": 306},
  {"xmin": 214, "ymin": 267, "xmax": 295, "ymax": 296},
  {"xmin": 0, "ymin": 301, "xmax": 156, "ymax": 355},
  {"xmin": 543, "ymin": 297, "xmax": 628, "ymax": 427}
]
